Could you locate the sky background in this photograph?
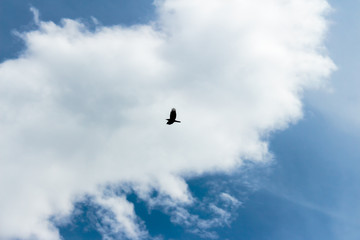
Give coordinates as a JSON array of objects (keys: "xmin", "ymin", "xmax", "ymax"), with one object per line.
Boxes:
[{"xmin": 0, "ymin": 0, "xmax": 359, "ymax": 240}]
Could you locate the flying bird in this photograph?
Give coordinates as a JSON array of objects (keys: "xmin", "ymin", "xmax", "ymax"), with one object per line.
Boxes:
[{"xmin": 166, "ymin": 108, "xmax": 181, "ymax": 125}]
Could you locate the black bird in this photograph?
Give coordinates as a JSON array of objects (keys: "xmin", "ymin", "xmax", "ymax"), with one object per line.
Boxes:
[{"xmin": 166, "ymin": 108, "xmax": 181, "ymax": 125}]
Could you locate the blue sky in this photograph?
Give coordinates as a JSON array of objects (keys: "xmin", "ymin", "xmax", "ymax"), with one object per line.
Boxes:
[{"xmin": 0, "ymin": 0, "xmax": 359, "ymax": 239}]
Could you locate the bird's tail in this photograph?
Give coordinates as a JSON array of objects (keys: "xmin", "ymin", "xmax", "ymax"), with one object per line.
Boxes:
[{"xmin": 174, "ymin": 120, "xmax": 181, "ymax": 123}]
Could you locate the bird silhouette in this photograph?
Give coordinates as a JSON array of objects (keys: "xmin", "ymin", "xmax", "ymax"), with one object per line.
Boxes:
[{"xmin": 166, "ymin": 108, "xmax": 181, "ymax": 125}]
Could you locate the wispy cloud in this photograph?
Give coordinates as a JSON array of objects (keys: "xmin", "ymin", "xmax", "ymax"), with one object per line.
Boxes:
[
  {"xmin": 30, "ymin": 6, "xmax": 41, "ymax": 25},
  {"xmin": 95, "ymin": 194, "xmax": 148, "ymax": 240},
  {"xmin": 0, "ymin": 0, "xmax": 334, "ymax": 239}
]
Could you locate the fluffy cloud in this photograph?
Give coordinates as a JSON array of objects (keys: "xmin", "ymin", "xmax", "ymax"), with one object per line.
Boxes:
[{"xmin": 0, "ymin": 0, "xmax": 334, "ymax": 239}]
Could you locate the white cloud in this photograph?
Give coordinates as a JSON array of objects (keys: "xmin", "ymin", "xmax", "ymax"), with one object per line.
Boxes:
[
  {"xmin": 0, "ymin": 0, "xmax": 334, "ymax": 239},
  {"xmin": 220, "ymin": 193, "xmax": 242, "ymax": 207},
  {"xmin": 95, "ymin": 194, "xmax": 148, "ymax": 240},
  {"xmin": 30, "ymin": 6, "xmax": 41, "ymax": 25}
]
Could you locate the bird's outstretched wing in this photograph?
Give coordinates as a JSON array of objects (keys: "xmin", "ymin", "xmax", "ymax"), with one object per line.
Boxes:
[{"xmin": 170, "ymin": 108, "xmax": 177, "ymax": 120}]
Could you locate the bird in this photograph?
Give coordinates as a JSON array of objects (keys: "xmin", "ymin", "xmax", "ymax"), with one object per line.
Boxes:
[{"xmin": 166, "ymin": 108, "xmax": 181, "ymax": 125}]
